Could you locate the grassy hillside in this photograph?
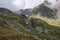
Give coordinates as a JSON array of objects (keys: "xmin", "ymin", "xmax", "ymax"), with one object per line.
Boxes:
[
  {"xmin": 0, "ymin": 8, "xmax": 60, "ymax": 40},
  {"xmin": 0, "ymin": 28, "xmax": 38, "ymax": 40},
  {"xmin": 0, "ymin": 8, "xmax": 39, "ymax": 40},
  {"xmin": 28, "ymin": 14, "xmax": 60, "ymax": 40},
  {"xmin": 29, "ymin": 14, "xmax": 60, "ymax": 26}
]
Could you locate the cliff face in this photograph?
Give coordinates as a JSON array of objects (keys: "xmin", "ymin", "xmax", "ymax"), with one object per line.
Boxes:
[{"xmin": 31, "ymin": 1, "xmax": 57, "ymax": 19}]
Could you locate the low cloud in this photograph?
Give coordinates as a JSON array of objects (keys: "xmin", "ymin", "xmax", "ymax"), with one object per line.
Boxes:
[{"xmin": 0, "ymin": 0, "xmax": 58, "ymax": 11}]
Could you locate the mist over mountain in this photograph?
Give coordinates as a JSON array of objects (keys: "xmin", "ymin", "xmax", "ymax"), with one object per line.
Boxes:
[{"xmin": 15, "ymin": 9, "xmax": 32, "ymax": 15}]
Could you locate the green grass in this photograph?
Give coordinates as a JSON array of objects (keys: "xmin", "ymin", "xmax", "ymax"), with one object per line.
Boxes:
[{"xmin": 0, "ymin": 10, "xmax": 60, "ymax": 40}]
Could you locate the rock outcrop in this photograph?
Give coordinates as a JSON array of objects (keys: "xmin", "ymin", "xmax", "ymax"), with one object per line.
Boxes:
[{"xmin": 31, "ymin": 1, "xmax": 57, "ymax": 19}]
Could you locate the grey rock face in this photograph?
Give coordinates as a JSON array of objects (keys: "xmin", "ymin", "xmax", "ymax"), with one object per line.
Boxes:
[{"xmin": 31, "ymin": 1, "xmax": 57, "ymax": 19}]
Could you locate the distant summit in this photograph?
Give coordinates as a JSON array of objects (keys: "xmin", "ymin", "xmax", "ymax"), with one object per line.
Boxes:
[
  {"xmin": 31, "ymin": 1, "xmax": 57, "ymax": 19},
  {"xmin": 0, "ymin": 7, "xmax": 15, "ymax": 16},
  {"xmin": 0, "ymin": 7, "xmax": 13, "ymax": 13},
  {"xmin": 15, "ymin": 9, "xmax": 32, "ymax": 15}
]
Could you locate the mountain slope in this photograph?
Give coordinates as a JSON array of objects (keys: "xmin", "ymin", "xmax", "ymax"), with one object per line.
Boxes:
[
  {"xmin": 0, "ymin": 28, "xmax": 39, "ymax": 40},
  {"xmin": 28, "ymin": 14, "xmax": 60, "ymax": 40},
  {"xmin": 0, "ymin": 8, "xmax": 39, "ymax": 40},
  {"xmin": 31, "ymin": 1, "xmax": 57, "ymax": 19},
  {"xmin": 0, "ymin": 8, "xmax": 60, "ymax": 40}
]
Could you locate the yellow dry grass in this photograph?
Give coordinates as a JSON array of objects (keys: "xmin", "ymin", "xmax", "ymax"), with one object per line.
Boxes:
[{"xmin": 29, "ymin": 14, "xmax": 60, "ymax": 26}]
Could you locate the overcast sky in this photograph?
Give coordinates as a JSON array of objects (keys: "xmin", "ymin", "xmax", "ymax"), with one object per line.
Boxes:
[{"xmin": 0, "ymin": 0, "xmax": 59, "ymax": 11}]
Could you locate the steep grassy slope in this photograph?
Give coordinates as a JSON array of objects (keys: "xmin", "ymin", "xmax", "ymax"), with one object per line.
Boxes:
[
  {"xmin": 0, "ymin": 13, "xmax": 60, "ymax": 40},
  {"xmin": 0, "ymin": 8, "xmax": 27, "ymax": 31},
  {"xmin": 0, "ymin": 8, "xmax": 60, "ymax": 40},
  {"xmin": 29, "ymin": 14, "xmax": 60, "ymax": 26},
  {"xmin": 0, "ymin": 8, "xmax": 39, "ymax": 40},
  {"xmin": 28, "ymin": 14, "xmax": 60, "ymax": 40}
]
